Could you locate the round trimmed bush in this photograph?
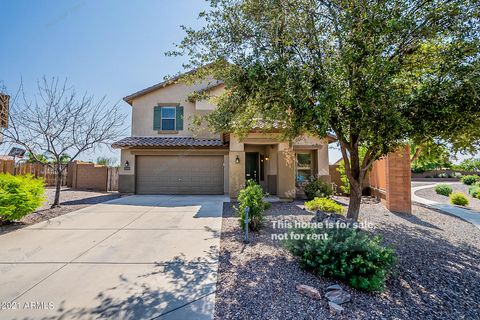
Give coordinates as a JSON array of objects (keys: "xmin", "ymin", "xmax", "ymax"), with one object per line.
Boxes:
[
  {"xmin": 434, "ymin": 184, "xmax": 453, "ymax": 196},
  {"xmin": 304, "ymin": 197, "xmax": 345, "ymax": 214},
  {"xmin": 468, "ymin": 185, "xmax": 480, "ymax": 199},
  {"xmin": 449, "ymin": 192, "xmax": 469, "ymax": 206},
  {"xmin": 461, "ymin": 175, "xmax": 480, "ymax": 185}
]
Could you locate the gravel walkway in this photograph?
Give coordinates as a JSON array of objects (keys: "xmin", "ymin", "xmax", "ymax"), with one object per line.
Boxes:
[
  {"xmin": 415, "ymin": 183, "xmax": 480, "ymax": 212},
  {"xmin": 215, "ymin": 198, "xmax": 480, "ymax": 319},
  {"xmin": 0, "ymin": 188, "xmax": 121, "ymax": 235}
]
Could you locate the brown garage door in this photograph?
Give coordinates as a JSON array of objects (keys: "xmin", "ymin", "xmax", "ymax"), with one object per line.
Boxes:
[{"xmin": 136, "ymin": 155, "xmax": 224, "ymax": 195}]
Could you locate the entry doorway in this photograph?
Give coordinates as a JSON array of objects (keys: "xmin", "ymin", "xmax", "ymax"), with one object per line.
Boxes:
[{"xmin": 245, "ymin": 152, "xmax": 259, "ymax": 183}]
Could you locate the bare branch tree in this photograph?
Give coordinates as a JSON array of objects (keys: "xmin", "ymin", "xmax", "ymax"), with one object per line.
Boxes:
[{"xmin": 2, "ymin": 77, "xmax": 125, "ymax": 207}]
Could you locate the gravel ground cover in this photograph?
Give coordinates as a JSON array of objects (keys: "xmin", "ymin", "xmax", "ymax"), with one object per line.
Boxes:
[
  {"xmin": 415, "ymin": 183, "xmax": 480, "ymax": 212},
  {"xmin": 215, "ymin": 198, "xmax": 480, "ymax": 319},
  {"xmin": 0, "ymin": 187, "xmax": 121, "ymax": 235}
]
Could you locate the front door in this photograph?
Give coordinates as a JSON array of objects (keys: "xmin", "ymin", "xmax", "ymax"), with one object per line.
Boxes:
[{"xmin": 245, "ymin": 152, "xmax": 259, "ymax": 183}]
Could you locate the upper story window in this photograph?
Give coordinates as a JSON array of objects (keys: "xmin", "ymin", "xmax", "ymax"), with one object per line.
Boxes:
[
  {"xmin": 161, "ymin": 107, "xmax": 176, "ymax": 130},
  {"xmin": 153, "ymin": 105, "xmax": 184, "ymax": 132}
]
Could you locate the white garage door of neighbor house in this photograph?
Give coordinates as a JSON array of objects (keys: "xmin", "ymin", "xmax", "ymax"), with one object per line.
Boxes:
[{"xmin": 136, "ymin": 155, "xmax": 224, "ymax": 195}]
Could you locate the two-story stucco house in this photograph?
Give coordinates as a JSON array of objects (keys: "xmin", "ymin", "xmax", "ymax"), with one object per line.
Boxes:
[{"xmin": 112, "ymin": 72, "xmax": 334, "ymax": 199}]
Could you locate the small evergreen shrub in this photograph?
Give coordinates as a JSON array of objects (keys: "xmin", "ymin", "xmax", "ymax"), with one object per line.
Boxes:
[
  {"xmin": 284, "ymin": 227, "xmax": 396, "ymax": 292},
  {"xmin": 236, "ymin": 180, "xmax": 268, "ymax": 231},
  {"xmin": 434, "ymin": 184, "xmax": 453, "ymax": 196},
  {"xmin": 449, "ymin": 192, "xmax": 469, "ymax": 206},
  {"xmin": 468, "ymin": 185, "xmax": 480, "ymax": 199},
  {"xmin": 304, "ymin": 197, "xmax": 345, "ymax": 214},
  {"xmin": 303, "ymin": 178, "xmax": 333, "ymax": 200},
  {"xmin": 0, "ymin": 174, "xmax": 45, "ymax": 222},
  {"xmin": 461, "ymin": 175, "xmax": 480, "ymax": 185}
]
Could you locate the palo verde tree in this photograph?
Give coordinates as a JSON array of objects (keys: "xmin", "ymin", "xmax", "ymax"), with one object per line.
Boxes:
[
  {"xmin": 171, "ymin": 0, "xmax": 480, "ymax": 220},
  {"xmin": 3, "ymin": 77, "xmax": 125, "ymax": 207}
]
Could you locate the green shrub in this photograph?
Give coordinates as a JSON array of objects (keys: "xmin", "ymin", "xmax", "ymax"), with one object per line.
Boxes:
[
  {"xmin": 449, "ymin": 192, "xmax": 469, "ymax": 206},
  {"xmin": 284, "ymin": 227, "xmax": 396, "ymax": 292},
  {"xmin": 336, "ymin": 162, "xmax": 350, "ymax": 195},
  {"xmin": 434, "ymin": 184, "xmax": 453, "ymax": 196},
  {"xmin": 461, "ymin": 175, "xmax": 480, "ymax": 185},
  {"xmin": 468, "ymin": 185, "xmax": 480, "ymax": 199},
  {"xmin": 304, "ymin": 197, "xmax": 345, "ymax": 214},
  {"xmin": 236, "ymin": 180, "xmax": 268, "ymax": 231},
  {"xmin": 0, "ymin": 174, "xmax": 45, "ymax": 222},
  {"xmin": 303, "ymin": 178, "xmax": 333, "ymax": 200}
]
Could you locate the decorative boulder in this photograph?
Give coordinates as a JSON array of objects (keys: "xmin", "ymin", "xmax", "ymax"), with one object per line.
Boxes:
[{"xmin": 296, "ymin": 284, "xmax": 322, "ymax": 300}]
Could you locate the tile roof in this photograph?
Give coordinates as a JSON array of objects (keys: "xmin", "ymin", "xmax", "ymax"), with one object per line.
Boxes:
[{"xmin": 112, "ymin": 137, "xmax": 228, "ymax": 149}]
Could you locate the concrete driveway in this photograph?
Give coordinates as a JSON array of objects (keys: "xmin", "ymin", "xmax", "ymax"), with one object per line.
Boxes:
[{"xmin": 0, "ymin": 195, "xmax": 227, "ymax": 320}]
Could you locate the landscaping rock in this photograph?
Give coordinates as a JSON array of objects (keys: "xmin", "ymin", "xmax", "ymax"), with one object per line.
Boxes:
[
  {"xmin": 328, "ymin": 301, "xmax": 344, "ymax": 314},
  {"xmin": 315, "ymin": 210, "xmax": 329, "ymax": 221},
  {"xmin": 296, "ymin": 284, "xmax": 321, "ymax": 300},
  {"xmin": 325, "ymin": 289, "xmax": 351, "ymax": 305},
  {"xmin": 326, "ymin": 284, "xmax": 343, "ymax": 292}
]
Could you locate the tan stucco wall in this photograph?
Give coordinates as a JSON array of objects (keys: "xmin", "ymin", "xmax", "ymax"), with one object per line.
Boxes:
[
  {"xmin": 120, "ymin": 149, "xmax": 135, "ymax": 176},
  {"xmin": 130, "ymin": 79, "xmax": 221, "ymax": 138},
  {"xmin": 195, "ymin": 85, "xmax": 224, "ymax": 111},
  {"xmin": 229, "ymin": 151, "xmax": 245, "ymax": 197}
]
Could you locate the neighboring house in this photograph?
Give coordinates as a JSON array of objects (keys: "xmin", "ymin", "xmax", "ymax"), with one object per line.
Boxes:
[
  {"xmin": 113, "ymin": 72, "xmax": 334, "ymax": 199},
  {"xmin": 0, "ymin": 93, "xmax": 9, "ymax": 144}
]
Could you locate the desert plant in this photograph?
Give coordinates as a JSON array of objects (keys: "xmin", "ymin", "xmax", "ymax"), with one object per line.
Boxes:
[
  {"xmin": 303, "ymin": 178, "xmax": 333, "ymax": 200},
  {"xmin": 468, "ymin": 185, "xmax": 480, "ymax": 199},
  {"xmin": 0, "ymin": 174, "xmax": 45, "ymax": 222},
  {"xmin": 304, "ymin": 197, "xmax": 345, "ymax": 214},
  {"xmin": 461, "ymin": 175, "xmax": 480, "ymax": 185},
  {"xmin": 236, "ymin": 180, "xmax": 268, "ymax": 231},
  {"xmin": 284, "ymin": 227, "xmax": 396, "ymax": 292},
  {"xmin": 434, "ymin": 184, "xmax": 453, "ymax": 196},
  {"xmin": 449, "ymin": 192, "xmax": 469, "ymax": 206}
]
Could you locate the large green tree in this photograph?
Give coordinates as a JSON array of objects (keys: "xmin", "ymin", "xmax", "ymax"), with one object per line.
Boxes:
[{"xmin": 172, "ymin": 0, "xmax": 480, "ymax": 220}]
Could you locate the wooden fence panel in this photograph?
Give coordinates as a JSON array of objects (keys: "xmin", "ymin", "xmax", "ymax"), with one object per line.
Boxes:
[
  {"xmin": 0, "ymin": 160, "xmax": 14, "ymax": 174},
  {"xmin": 107, "ymin": 167, "xmax": 119, "ymax": 191},
  {"xmin": 0, "ymin": 161, "xmax": 67, "ymax": 187}
]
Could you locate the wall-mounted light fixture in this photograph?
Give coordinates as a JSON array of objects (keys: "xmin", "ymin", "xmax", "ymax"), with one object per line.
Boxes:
[
  {"xmin": 124, "ymin": 160, "xmax": 131, "ymax": 171},
  {"xmin": 235, "ymin": 155, "xmax": 240, "ymax": 164},
  {"xmin": 265, "ymin": 156, "xmax": 270, "ymax": 161}
]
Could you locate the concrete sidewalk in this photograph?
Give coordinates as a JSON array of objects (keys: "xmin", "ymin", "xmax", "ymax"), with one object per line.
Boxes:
[
  {"xmin": 412, "ymin": 183, "xmax": 480, "ymax": 230},
  {"xmin": 0, "ymin": 195, "xmax": 227, "ymax": 320}
]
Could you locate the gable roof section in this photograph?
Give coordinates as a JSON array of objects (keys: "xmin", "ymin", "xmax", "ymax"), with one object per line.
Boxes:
[{"xmin": 123, "ymin": 66, "xmax": 223, "ymax": 106}]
